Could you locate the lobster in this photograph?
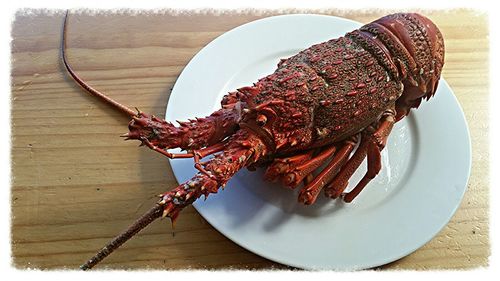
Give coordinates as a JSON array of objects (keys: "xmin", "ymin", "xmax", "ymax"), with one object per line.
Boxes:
[{"xmin": 61, "ymin": 12, "xmax": 444, "ymax": 269}]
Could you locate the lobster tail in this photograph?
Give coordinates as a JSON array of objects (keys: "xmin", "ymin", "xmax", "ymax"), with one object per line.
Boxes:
[
  {"xmin": 361, "ymin": 13, "xmax": 445, "ymax": 98},
  {"xmin": 351, "ymin": 13, "xmax": 444, "ymax": 120}
]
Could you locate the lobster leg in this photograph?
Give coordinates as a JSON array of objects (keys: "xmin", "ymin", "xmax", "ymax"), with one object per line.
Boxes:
[
  {"xmin": 264, "ymin": 147, "xmax": 331, "ymax": 187},
  {"xmin": 303, "ymin": 173, "xmax": 315, "ymax": 185},
  {"xmin": 281, "ymin": 145, "xmax": 337, "ymax": 187},
  {"xmin": 325, "ymin": 111, "xmax": 396, "ymax": 201},
  {"xmin": 343, "ymin": 113, "xmax": 396, "ymax": 202},
  {"xmin": 297, "ymin": 136, "xmax": 358, "ymax": 205},
  {"xmin": 268, "ymin": 150, "xmax": 316, "ymax": 172},
  {"xmin": 324, "ymin": 135, "xmax": 370, "ymax": 200},
  {"xmin": 80, "ymin": 129, "xmax": 268, "ymax": 270},
  {"xmin": 343, "ymin": 140, "xmax": 382, "ymax": 203}
]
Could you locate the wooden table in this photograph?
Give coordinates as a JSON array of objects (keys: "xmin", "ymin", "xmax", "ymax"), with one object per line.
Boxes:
[{"xmin": 11, "ymin": 9, "xmax": 489, "ymax": 270}]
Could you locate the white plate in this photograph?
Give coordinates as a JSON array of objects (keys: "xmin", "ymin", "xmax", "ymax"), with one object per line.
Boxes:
[{"xmin": 166, "ymin": 14, "xmax": 471, "ymax": 270}]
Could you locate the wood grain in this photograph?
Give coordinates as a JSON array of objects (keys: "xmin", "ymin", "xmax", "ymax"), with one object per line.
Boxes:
[{"xmin": 11, "ymin": 9, "xmax": 489, "ymax": 270}]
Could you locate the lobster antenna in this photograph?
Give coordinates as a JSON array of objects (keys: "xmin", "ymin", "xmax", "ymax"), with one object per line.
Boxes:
[
  {"xmin": 80, "ymin": 204, "xmax": 164, "ymax": 270},
  {"xmin": 61, "ymin": 10, "xmax": 137, "ymax": 117}
]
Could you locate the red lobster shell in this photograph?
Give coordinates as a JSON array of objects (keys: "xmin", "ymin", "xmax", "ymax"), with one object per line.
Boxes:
[{"xmin": 62, "ymin": 12, "xmax": 444, "ymax": 269}]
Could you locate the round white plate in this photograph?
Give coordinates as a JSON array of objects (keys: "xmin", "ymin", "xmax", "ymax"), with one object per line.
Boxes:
[{"xmin": 166, "ymin": 14, "xmax": 471, "ymax": 270}]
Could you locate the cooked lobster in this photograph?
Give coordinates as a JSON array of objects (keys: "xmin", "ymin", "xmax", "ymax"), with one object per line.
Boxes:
[{"xmin": 61, "ymin": 12, "xmax": 444, "ymax": 269}]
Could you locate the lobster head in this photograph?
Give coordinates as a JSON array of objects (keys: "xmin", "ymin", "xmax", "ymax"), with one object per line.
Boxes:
[{"xmin": 363, "ymin": 13, "xmax": 445, "ymax": 120}]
